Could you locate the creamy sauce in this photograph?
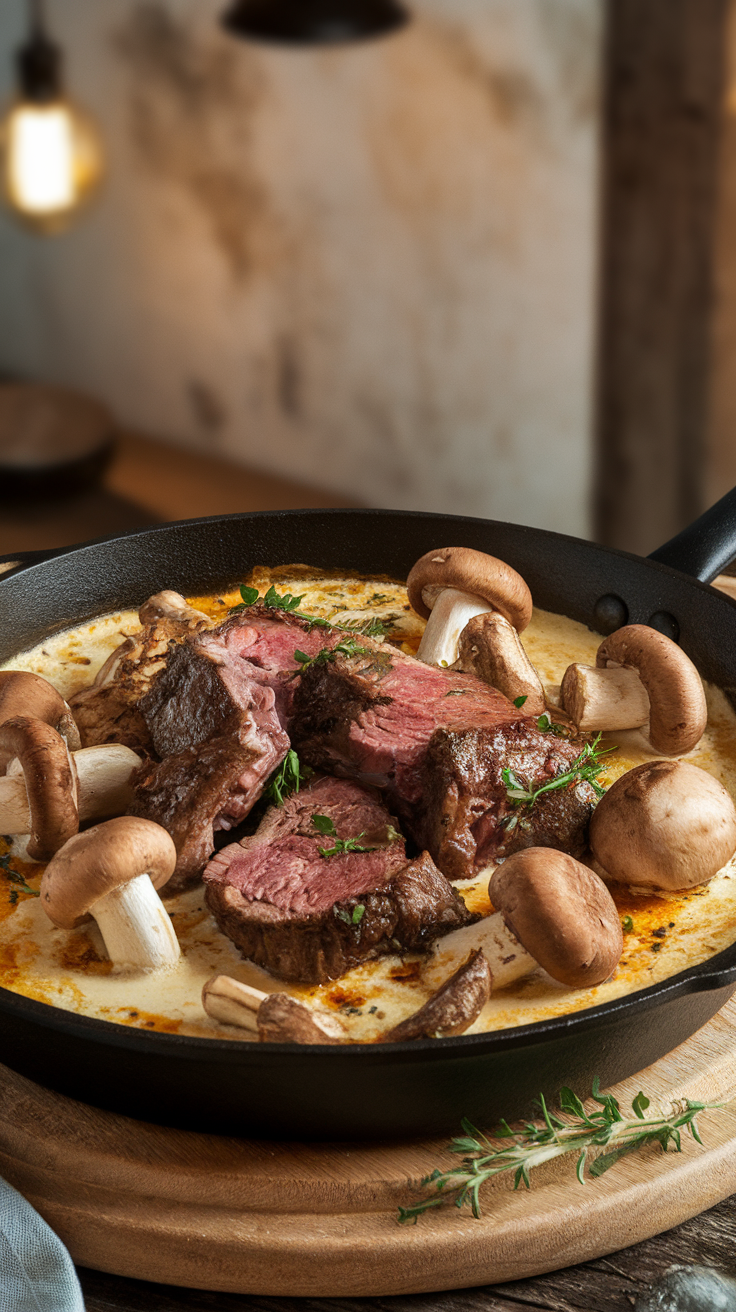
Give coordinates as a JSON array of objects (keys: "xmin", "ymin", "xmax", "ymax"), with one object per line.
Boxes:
[{"xmin": 2, "ymin": 568, "xmax": 736, "ymax": 1044}]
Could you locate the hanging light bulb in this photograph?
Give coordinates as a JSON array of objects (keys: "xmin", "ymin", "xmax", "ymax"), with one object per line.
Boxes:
[
  {"xmin": 222, "ymin": 0, "xmax": 409, "ymax": 45},
  {"xmin": 0, "ymin": 0, "xmax": 104, "ymax": 234}
]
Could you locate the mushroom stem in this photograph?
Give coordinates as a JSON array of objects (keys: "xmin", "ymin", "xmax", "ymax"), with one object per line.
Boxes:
[
  {"xmin": 92, "ymin": 873, "xmax": 180, "ymax": 969},
  {"xmin": 424, "ymin": 910, "xmax": 535, "ymax": 991},
  {"xmin": 0, "ymin": 743, "xmax": 141, "ymax": 835},
  {"xmin": 560, "ymin": 663, "xmax": 649, "ymax": 732},
  {"xmin": 453, "ymin": 612, "xmax": 546, "ymax": 713},
  {"xmin": 202, "ymin": 974, "xmax": 346, "ymax": 1043},
  {"xmin": 416, "ymin": 588, "xmax": 493, "ymax": 667}
]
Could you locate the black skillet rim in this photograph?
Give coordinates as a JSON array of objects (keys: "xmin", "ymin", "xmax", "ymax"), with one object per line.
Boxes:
[{"xmin": 2, "ymin": 506, "xmax": 736, "ymax": 1063}]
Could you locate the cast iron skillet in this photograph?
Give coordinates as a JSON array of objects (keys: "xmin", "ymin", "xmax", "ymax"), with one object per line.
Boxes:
[{"xmin": 2, "ymin": 493, "xmax": 736, "ymax": 1140}]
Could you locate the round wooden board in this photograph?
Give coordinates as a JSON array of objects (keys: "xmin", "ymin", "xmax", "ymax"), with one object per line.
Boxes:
[{"xmin": 2, "ymin": 1002, "xmax": 736, "ymax": 1296}]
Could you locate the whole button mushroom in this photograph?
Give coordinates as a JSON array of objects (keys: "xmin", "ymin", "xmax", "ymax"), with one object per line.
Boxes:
[
  {"xmin": 590, "ymin": 760, "xmax": 736, "ymax": 891},
  {"xmin": 0, "ymin": 670, "xmax": 81, "ymax": 771},
  {"xmin": 560, "ymin": 624, "xmax": 707, "ymax": 755},
  {"xmin": 41, "ymin": 816, "xmax": 181, "ymax": 969},
  {"xmin": 407, "ymin": 547, "xmax": 533, "ymax": 669},
  {"xmin": 0, "ymin": 723, "xmax": 141, "ymax": 858},
  {"xmin": 0, "ymin": 717, "xmax": 79, "ymax": 861},
  {"xmin": 425, "ymin": 848, "xmax": 623, "ymax": 992}
]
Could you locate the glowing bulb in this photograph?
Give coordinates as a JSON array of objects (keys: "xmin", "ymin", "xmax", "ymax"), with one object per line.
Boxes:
[{"xmin": 1, "ymin": 98, "xmax": 103, "ymax": 233}]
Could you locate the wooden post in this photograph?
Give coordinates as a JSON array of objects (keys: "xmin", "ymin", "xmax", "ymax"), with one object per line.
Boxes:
[{"xmin": 595, "ymin": 0, "xmax": 729, "ymax": 555}]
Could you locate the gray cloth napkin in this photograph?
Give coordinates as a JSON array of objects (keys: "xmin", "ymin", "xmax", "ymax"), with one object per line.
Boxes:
[{"xmin": 0, "ymin": 1178, "xmax": 84, "ymax": 1312}]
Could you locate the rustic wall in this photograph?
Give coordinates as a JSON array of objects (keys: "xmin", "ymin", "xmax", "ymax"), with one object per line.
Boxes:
[{"xmin": 0, "ymin": 0, "xmax": 602, "ymax": 535}]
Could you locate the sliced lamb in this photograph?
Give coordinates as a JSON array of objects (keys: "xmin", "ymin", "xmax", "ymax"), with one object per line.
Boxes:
[
  {"xmin": 289, "ymin": 642, "xmax": 598, "ymax": 880},
  {"xmin": 203, "ymin": 776, "xmax": 474, "ymax": 983}
]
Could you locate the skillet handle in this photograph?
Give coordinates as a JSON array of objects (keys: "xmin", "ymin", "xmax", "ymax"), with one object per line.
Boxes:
[{"xmin": 648, "ymin": 486, "xmax": 736, "ymax": 582}]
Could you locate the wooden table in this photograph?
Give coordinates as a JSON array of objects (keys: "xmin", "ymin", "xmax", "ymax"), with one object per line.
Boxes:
[{"xmin": 4, "ymin": 434, "xmax": 735, "ymax": 1309}]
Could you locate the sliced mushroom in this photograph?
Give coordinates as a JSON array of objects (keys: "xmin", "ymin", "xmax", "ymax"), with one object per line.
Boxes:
[
  {"xmin": 202, "ymin": 974, "xmax": 346, "ymax": 1043},
  {"xmin": 138, "ymin": 591, "xmax": 209, "ymax": 627},
  {"xmin": 0, "ymin": 670, "xmax": 80, "ymax": 771},
  {"xmin": 382, "ymin": 949, "xmax": 491, "ymax": 1041},
  {"xmin": 425, "ymin": 848, "xmax": 623, "ymax": 992},
  {"xmin": 452, "ymin": 612, "xmax": 546, "ymax": 714},
  {"xmin": 560, "ymin": 625, "xmax": 707, "ymax": 755},
  {"xmin": 407, "ymin": 547, "xmax": 533, "ymax": 668},
  {"xmin": 0, "ymin": 741, "xmax": 141, "ymax": 850},
  {"xmin": 41, "ymin": 817, "xmax": 180, "ymax": 969},
  {"xmin": 590, "ymin": 760, "xmax": 736, "ymax": 891},
  {"xmin": 0, "ymin": 717, "xmax": 79, "ymax": 861}
]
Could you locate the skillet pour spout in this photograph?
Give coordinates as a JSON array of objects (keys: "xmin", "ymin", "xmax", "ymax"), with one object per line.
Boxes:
[{"xmin": 2, "ymin": 497, "xmax": 736, "ymax": 1139}]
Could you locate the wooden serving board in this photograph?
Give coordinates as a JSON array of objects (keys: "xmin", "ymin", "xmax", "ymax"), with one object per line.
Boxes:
[{"xmin": 2, "ymin": 1001, "xmax": 736, "ymax": 1296}]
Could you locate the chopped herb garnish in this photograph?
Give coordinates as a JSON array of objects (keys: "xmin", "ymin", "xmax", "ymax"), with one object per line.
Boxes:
[
  {"xmin": 0, "ymin": 853, "xmax": 39, "ymax": 901},
  {"xmin": 536, "ymin": 713, "xmax": 570, "ymax": 736},
  {"xmin": 398, "ymin": 1079, "xmax": 717, "ymax": 1223},
  {"xmin": 501, "ymin": 733, "xmax": 615, "ymax": 824},
  {"xmin": 293, "ymin": 637, "xmax": 371, "ymax": 675},
  {"xmin": 622, "ymin": 915, "xmax": 634, "ymax": 933},
  {"xmin": 445, "ymin": 689, "xmax": 467, "ymax": 697},
  {"xmin": 514, "ymin": 695, "xmax": 528, "ymax": 708},
  {"xmin": 352, "ymin": 904, "xmax": 366, "ymax": 925},
  {"xmin": 263, "ymin": 749, "xmax": 312, "ymax": 807},
  {"xmin": 312, "ymin": 814, "xmax": 378, "ymax": 858}
]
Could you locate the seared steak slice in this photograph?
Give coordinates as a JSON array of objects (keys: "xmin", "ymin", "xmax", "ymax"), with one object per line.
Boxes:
[
  {"xmin": 290, "ymin": 644, "xmax": 597, "ymax": 879},
  {"xmin": 419, "ymin": 726, "xmax": 597, "ymax": 880},
  {"xmin": 203, "ymin": 777, "xmax": 474, "ymax": 983},
  {"xmin": 130, "ymin": 636, "xmax": 290, "ymax": 889}
]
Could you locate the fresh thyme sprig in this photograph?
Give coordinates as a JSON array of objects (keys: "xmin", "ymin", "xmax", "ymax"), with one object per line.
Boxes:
[
  {"xmin": 398, "ymin": 1080, "xmax": 717, "ymax": 1223},
  {"xmin": 293, "ymin": 637, "xmax": 372, "ymax": 674},
  {"xmin": 262, "ymin": 749, "xmax": 313, "ymax": 807},
  {"xmin": 311, "ymin": 813, "xmax": 378, "ymax": 858},
  {"xmin": 536, "ymin": 712, "xmax": 571, "ymax": 737},
  {"xmin": 0, "ymin": 852, "xmax": 39, "ymax": 904},
  {"xmin": 501, "ymin": 733, "xmax": 615, "ymax": 831}
]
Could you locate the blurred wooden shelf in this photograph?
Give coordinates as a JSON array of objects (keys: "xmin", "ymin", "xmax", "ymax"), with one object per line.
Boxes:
[{"xmin": 1, "ymin": 432, "xmax": 360, "ymax": 558}]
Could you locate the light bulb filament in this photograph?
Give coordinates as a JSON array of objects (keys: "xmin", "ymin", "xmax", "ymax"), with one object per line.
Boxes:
[{"xmin": 8, "ymin": 104, "xmax": 75, "ymax": 213}]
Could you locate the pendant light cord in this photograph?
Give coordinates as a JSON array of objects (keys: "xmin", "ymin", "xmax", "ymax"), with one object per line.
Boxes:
[{"xmin": 28, "ymin": 0, "xmax": 47, "ymax": 38}]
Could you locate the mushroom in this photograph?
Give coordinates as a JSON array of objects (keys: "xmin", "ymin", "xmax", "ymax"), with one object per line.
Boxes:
[
  {"xmin": 0, "ymin": 717, "xmax": 79, "ymax": 861},
  {"xmin": 382, "ymin": 949, "xmax": 491, "ymax": 1041},
  {"xmin": 202, "ymin": 974, "xmax": 346, "ymax": 1043},
  {"xmin": 560, "ymin": 625, "xmax": 707, "ymax": 755},
  {"xmin": 590, "ymin": 760, "xmax": 736, "ymax": 891},
  {"xmin": 0, "ymin": 736, "xmax": 141, "ymax": 853},
  {"xmin": 407, "ymin": 547, "xmax": 533, "ymax": 668},
  {"xmin": 452, "ymin": 612, "xmax": 546, "ymax": 714},
  {"xmin": 0, "ymin": 670, "xmax": 80, "ymax": 771},
  {"xmin": 41, "ymin": 817, "xmax": 180, "ymax": 969},
  {"xmin": 138, "ymin": 591, "xmax": 209, "ymax": 627},
  {"xmin": 425, "ymin": 848, "xmax": 623, "ymax": 992}
]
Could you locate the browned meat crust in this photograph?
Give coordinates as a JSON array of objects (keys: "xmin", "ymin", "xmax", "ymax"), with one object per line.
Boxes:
[{"xmin": 205, "ymin": 850, "xmax": 476, "ymax": 985}]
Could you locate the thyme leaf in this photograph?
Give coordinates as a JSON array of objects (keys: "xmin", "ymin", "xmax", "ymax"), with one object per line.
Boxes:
[
  {"xmin": 293, "ymin": 637, "xmax": 371, "ymax": 675},
  {"xmin": 263, "ymin": 750, "xmax": 312, "ymax": 807},
  {"xmin": 513, "ymin": 695, "xmax": 528, "ymax": 708},
  {"xmin": 397, "ymin": 1079, "xmax": 718, "ymax": 1223},
  {"xmin": 312, "ymin": 813, "xmax": 378, "ymax": 858}
]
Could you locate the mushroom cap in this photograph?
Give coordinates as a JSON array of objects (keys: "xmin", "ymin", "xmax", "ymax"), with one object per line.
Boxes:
[
  {"xmin": 489, "ymin": 848, "xmax": 623, "ymax": 988},
  {"xmin": 407, "ymin": 547, "xmax": 533, "ymax": 632},
  {"xmin": 41, "ymin": 815, "xmax": 177, "ymax": 930},
  {"xmin": 590, "ymin": 760, "xmax": 736, "ymax": 891},
  {"xmin": 0, "ymin": 670, "xmax": 80, "ymax": 767},
  {"xmin": 596, "ymin": 625, "xmax": 707, "ymax": 755},
  {"xmin": 0, "ymin": 716, "xmax": 78, "ymax": 861}
]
